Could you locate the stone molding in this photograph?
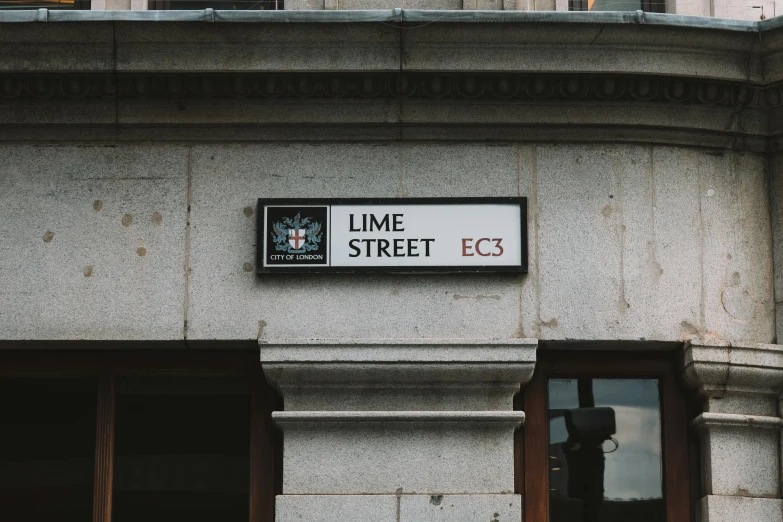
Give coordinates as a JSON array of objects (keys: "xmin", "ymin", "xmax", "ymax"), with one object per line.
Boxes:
[
  {"xmin": 1, "ymin": 73, "xmax": 780, "ymax": 109},
  {"xmin": 261, "ymin": 338, "xmax": 535, "ymax": 500},
  {"xmin": 683, "ymin": 341, "xmax": 783, "ymax": 415},
  {"xmin": 260, "ymin": 337, "xmax": 537, "ymax": 387},
  {"xmin": 683, "ymin": 341, "xmax": 783, "ymax": 516},
  {"xmin": 273, "ymin": 410, "xmax": 526, "ymax": 428},
  {"xmin": 691, "ymin": 412, "xmax": 783, "ymax": 430}
]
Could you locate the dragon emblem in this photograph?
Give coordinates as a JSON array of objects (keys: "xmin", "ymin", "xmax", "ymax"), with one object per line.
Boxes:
[{"xmin": 271, "ymin": 212, "xmax": 323, "ymax": 253}]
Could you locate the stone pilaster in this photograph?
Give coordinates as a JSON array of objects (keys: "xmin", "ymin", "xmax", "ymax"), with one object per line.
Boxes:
[
  {"xmin": 683, "ymin": 341, "xmax": 783, "ymax": 522},
  {"xmin": 260, "ymin": 338, "xmax": 537, "ymax": 522}
]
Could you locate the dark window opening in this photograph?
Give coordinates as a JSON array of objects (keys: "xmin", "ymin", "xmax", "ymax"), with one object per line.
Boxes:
[
  {"xmin": 0, "ymin": 351, "xmax": 279, "ymax": 522},
  {"xmin": 0, "ymin": 377, "xmax": 98, "ymax": 522},
  {"xmin": 113, "ymin": 377, "xmax": 251, "ymax": 522}
]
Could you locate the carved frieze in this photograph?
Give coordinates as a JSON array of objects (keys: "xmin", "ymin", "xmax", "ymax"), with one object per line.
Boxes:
[{"xmin": 1, "ymin": 73, "xmax": 780, "ymax": 108}]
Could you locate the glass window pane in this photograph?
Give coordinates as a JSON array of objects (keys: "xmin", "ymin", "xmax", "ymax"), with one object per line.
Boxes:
[
  {"xmin": 112, "ymin": 376, "xmax": 251, "ymax": 522},
  {"xmin": 548, "ymin": 378, "xmax": 664, "ymax": 522},
  {"xmin": 0, "ymin": 377, "xmax": 97, "ymax": 522}
]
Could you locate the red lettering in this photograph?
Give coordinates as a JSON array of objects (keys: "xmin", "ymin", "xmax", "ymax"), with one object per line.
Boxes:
[
  {"xmin": 462, "ymin": 238, "xmax": 474, "ymax": 256},
  {"xmin": 492, "ymin": 238, "xmax": 504, "ymax": 257},
  {"xmin": 475, "ymin": 238, "xmax": 492, "ymax": 257}
]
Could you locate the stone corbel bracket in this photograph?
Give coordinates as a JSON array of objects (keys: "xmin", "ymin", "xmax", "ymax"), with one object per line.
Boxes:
[
  {"xmin": 683, "ymin": 340, "xmax": 783, "ymax": 512},
  {"xmin": 259, "ymin": 338, "xmax": 537, "ymax": 497},
  {"xmin": 260, "ymin": 337, "xmax": 538, "ymax": 412},
  {"xmin": 683, "ymin": 340, "xmax": 783, "ymax": 416}
]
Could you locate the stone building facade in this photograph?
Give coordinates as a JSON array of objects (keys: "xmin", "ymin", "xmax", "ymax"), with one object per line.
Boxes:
[{"xmin": 1, "ymin": 6, "xmax": 783, "ymax": 522}]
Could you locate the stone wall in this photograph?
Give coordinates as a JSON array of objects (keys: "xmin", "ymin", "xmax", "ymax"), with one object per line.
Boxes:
[
  {"xmin": 0, "ymin": 143, "xmax": 775, "ymax": 345},
  {"xmin": 773, "ymin": 155, "xmax": 783, "ymax": 344}
]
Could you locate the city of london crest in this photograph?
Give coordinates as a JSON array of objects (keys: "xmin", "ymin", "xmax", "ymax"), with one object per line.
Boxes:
[{"xmin": 271, "ymin": 213, "xmax": 323, "ymax": 254}]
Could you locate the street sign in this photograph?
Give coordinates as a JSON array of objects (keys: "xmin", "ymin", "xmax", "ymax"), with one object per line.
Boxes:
[{"xmin": 257, "ymin": 198, "xmax": 527, "ymax": 274}]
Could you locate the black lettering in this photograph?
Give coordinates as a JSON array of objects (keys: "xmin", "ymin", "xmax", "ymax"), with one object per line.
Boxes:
[
  {"xmin": 370, "ymin": 214, "xmax": 389, "ymax": 232},
  {"xmin": 422, "ymin": 238, "xmax": 435, "ymax": 256},
  {"xmin": 349, "ymin": 214, "xmax": 361, "ymax": 232},
  {"xmin": 349, "ymin": 239, "xmax": 361, "ymax": 257},
  {"xmin": 393, "ymin": 214, "xmax": 404, "ymax": 232},
  {"xmin": 378, "ymin": 239, "xmax": 391, "ymax": 257},
  {"xmin": 407, "ymin": 239, "xmax": 419, "ymax": 257},
  {"xmin": 393, "ymin": 239, "xmax": 405, "ymax": 257},
  {"xmin": 361, "ymin": 239, "xmax": 374, "ymax": 257}
]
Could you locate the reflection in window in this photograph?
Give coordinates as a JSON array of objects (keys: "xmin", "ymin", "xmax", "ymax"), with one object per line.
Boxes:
[
  {"xmin": 0, "ymin": 377, "xmax": 97, "ymax": 522},
  {"xmin": 113, "ymin": 377, "xmax": 251, "ymax": 522},
  {"xmin": 548, "ymin": 378, "xmax": 664, "ymax": 522}
]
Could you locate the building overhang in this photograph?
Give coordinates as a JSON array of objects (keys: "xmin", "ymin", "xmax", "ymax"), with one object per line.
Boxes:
[{"xmin": 1, "ymin": 9, "xmax": 781, "ymax": 149}]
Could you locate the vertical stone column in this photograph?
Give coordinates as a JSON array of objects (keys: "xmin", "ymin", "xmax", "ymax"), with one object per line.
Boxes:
[
  {"xmin": 260, "ymin": 338, "xmax": 537, "ymax": 522},
  {"xmin": 683, "ymin": 341, "xmax": 783, "ymax": 522},
  {"xmin": 772, "ymin": 155, "xmax": 783, "ymax": 347}
]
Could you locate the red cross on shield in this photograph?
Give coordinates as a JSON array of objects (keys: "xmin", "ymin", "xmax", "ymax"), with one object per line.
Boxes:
[{"xmin": 288, "ymin": 229, "xmax": 306, "ymax": 250}]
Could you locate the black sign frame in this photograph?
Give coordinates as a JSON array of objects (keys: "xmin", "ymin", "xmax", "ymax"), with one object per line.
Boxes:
[{"xmin": 256, "ymin": 197, "xmax": 528, "ymax": 275}]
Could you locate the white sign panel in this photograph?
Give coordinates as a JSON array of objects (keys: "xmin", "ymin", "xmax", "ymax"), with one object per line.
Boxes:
[{"xmin": 258, "ymin": 198, "xmax": 527, "ymax": 274}]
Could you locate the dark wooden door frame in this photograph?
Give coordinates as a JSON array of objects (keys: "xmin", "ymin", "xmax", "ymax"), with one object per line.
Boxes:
[{"xmin": 517, "ymin": 350, "xmax": 693, "ymax": 522}]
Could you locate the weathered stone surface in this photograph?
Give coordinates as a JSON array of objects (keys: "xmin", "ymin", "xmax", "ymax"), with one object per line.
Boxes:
[
  {"xmin": 771, "ymin": 155, "xmax": 783, "ymax": 343},
  {"xmin": 187, "ymin": 143, "xmax": 523, "ymax": 340},
  {"xmin": 700, "ymin": 495, "xmax": 783, "ymax": 522},
  {"xmin": 275, "ymin": 495, "xmax": 397, "ymax": 522},
  {"xmin": 279, "ymin": 422, "xmax": 516, "ymax": 494},
  {"xmin": 0, "ymin": 145, "xmax": 188, "ymax": 340},
  {"xmin": 535, "ymin": 145, "xmax": 774, "ymax": 344},
  {"xmin": 535, "ymin": 145, "xmax": 700, "ymax": 341},
  {"xmin": 699, "ymin": 152, "xmax": 775, "ymax": 344},
  {"xmin": 399, "ymin": 494, "xmax": 521, "ymax": 522},
  {"xmin": 114, "ymin": 23, "xmax": 400, "ymax": 73},
  {"xmin": 0, "ymin": 24, "xmax": 114, "ymax": 73},
  {"xmin": 693, "ymin": 413, "xmax": 783, "ymax": 498},
  {"xmin": 402, "ymin": 24, "xmax": 758, "ymax": 82},
  {"xmin": 0, "ymin": 142, "xmax": 774, "ymax": 345}
]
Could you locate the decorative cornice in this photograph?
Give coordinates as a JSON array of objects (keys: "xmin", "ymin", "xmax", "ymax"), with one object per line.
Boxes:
[{"xmin": 1, "ymin": 73, "xmax": 781, "ymax": 109}]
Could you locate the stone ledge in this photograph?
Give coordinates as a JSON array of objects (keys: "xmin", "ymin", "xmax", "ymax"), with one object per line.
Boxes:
[
  {"xmin": 691, "ymin": 412, "xmax": 783, "ymax": 430},
  {"xmin": 276, "ymin": 494, "xmax": 397, "ymax": 522},
  {"xmin": 683, "ymin": 342, "xmax": 783, "ymax": 397},
  {"xmin": 259, "ymin": 337, "xmax": 537, "ymax": 362},
  {"xmin": 273, "ymin": 410, "xmax": 526, "ymax": 429},
  {"xmin": 0, "ymin": 9, "xmax": 764, "ymax": 30},
  {"xmin": 260, "ymin": 338, "xmax": 538, "ymax": 385}
]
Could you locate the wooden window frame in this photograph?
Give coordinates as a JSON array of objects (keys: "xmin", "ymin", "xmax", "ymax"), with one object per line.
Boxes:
[
  {"xmin": 516, "ymin": 350, "xmax": 695, "ymax": 522},
  {"xmin": 0, "ymin": 350, "xmax": 279, "ymax": 522}
]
